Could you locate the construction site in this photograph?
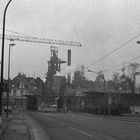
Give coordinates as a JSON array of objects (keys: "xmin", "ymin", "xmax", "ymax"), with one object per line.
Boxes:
[{"xmin": 0, "ymin": 32, "xmax": 81, "ymax": 94}]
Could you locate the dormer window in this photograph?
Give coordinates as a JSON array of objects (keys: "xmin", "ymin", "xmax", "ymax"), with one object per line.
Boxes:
[
  {"xmin": 12, "ymin": 85, "xmax": 15, "ymax": 88},
  {"xmin": 19, "ymin": 82, "xmax": 25, "ymax": 88}
]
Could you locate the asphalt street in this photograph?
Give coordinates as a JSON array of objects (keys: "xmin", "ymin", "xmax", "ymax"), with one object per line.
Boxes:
[{"xmin": 27, "ymin": 112, "xmax": 140, "ymax": 140}]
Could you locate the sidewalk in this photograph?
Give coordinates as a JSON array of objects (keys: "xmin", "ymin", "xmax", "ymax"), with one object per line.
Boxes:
[{"xmin": 2, "ymin": 110, "xmax": 31, "ymax": 140}]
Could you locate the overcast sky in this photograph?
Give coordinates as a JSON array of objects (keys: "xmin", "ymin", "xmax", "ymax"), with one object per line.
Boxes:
[{"xmin": 1, "ymin": 0, "xmax": 140, "ymax": 81}]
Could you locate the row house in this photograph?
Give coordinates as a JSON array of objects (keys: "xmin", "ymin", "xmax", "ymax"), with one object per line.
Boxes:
[{"xmin": 7, "ymin": 73, "xmax": 44, "ymax": 98}]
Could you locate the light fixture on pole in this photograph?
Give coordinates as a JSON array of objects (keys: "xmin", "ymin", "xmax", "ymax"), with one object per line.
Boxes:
[{"xmin": 88, "ymin": 70, "xmax": 99, "ymax": 74}]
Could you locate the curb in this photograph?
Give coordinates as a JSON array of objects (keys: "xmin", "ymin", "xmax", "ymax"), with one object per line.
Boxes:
[
  {"xmin": 23, "ymin": 114, "xmax": 50, "ymax": 140},
  {"xmin": 21, "ymin": 114, "xmax": 34, "ymax": 140}
]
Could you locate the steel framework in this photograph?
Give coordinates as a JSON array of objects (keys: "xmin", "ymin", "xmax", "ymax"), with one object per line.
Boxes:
[{"xmin": 0, "ymin": 34, "xmax": 82, "ymax": 47}]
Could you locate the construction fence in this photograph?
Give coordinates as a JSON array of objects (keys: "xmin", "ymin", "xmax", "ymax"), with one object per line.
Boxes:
[
  {"xmin": 37, "ymin": 92, "xmax": 140, "ymax": 115},
  {"xmin": 2, "ymin": 92, "xmax": 140, "ymax": 115}
]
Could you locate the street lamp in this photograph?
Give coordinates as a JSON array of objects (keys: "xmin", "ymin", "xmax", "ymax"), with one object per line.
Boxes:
[
  {"xmin": 6, "ymin": 42, "xmax": 15, "ymax": 117},
  {"xmin": 88, "ymin": 70, "xmax": 106, "ymax": 91},
  {"xmin": 87, "ymin": 70, "xmax": 99, "ymax": 74},
  {"xmin": 0, "ymin": 0, "xmax": 13, "ymax": 115}
]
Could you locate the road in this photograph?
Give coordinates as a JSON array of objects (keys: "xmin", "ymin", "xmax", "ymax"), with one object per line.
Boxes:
[{"xmin": 27, "ymin": 112, "xmax": 140, "ymax": 140}]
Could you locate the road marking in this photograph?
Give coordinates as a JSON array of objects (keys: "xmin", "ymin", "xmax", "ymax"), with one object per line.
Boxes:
[
  {"xmin": 80, "ymin": 131, "xmax": 92, "ymax": 137},
  {"xmin": 126, "ymin": 121, "xmax": 140, "ymax": 125},
  {"xmin": 59, "ymin": 122, "xmax": 65, "ymax": 126},
  {"xmin": 32, "ymin": 128, "xmax": 40, "ymax": 131},
  {"xmin": 69, "ymin": 127, "xmax": 76, "ymax": 130},
  {"xmin": 71, "ymin": 114, "xmax": 76, "ymax": 116}
]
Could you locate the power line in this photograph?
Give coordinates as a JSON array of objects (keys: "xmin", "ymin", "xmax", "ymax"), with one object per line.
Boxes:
[
  {"xmin": 85, "ymin": 33, "xmax": 140, "ymax": 69},
  {"xmin": 87, "ymin": 56, "xmax": 140, "ymax": 76},
  {"xmin": 0, "ymin": 27, "xmax": 38, "ymax": 38},
  {"xmin": 102, "ymin": 55, "xmax": 140, "ymax": 73},
  {"xmin": 2, "ymin": 28, "xmax": 140, "ymax": 74}
]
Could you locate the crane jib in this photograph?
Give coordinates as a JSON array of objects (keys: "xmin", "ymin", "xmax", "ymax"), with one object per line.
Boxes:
[{"xmin": 0, "ymin": 34, "xmax": 82, "ymax": 47}]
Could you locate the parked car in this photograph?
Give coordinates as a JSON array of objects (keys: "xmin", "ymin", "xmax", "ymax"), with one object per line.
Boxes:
[{"xmin": 3, "ymin": 106, "xmax": 12, "ymax": 113}]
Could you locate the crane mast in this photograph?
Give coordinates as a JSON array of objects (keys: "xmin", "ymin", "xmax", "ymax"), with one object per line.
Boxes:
[{"xmin": 0, "ymin": 34, "xmax": 82, "ymax": 47}]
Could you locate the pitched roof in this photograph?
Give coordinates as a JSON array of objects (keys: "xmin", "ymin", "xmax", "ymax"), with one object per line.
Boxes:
[{"xmin": 11, "ymin": 73, "xmax": 30, "ymax": 89}]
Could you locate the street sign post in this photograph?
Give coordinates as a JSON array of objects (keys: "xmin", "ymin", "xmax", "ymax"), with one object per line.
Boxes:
[
  {"xmin": 108, "ymin": 97, "xmax": 112, "ymax": 115},
  {"xmin": 108, "ymin": 97, "xmax": 112, "ymax": 105}
]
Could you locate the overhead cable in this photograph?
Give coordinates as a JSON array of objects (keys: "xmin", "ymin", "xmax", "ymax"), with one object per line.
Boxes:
[
  {"xmin": 102, "ymin": 55, "xmax": 140, "ymax": 73},
  {"xmin": 85, "ymin": 33, "xmax": 140, "ymax": 69}
]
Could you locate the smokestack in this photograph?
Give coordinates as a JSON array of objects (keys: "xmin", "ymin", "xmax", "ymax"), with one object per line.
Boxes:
[
  {"xmin": 68, "ymin": 49, "xmax": 71, "ymax": 66},
  {"xmin": 67, "ymin": 49, "xmax": 71, "ymax": 84}
]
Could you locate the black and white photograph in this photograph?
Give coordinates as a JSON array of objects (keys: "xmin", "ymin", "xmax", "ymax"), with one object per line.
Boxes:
[{"xmin": 1, "ymin": 0, "xmax": 140, "ymax": 140}]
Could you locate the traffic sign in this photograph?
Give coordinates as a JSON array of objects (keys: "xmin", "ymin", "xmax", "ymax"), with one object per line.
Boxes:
[{"xmin": 108, "ymin": 97, "xmax": 112, "ymax": 105}]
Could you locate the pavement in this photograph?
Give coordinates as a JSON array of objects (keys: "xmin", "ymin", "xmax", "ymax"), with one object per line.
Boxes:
[
  {"xmin": 71, "ymin": 112, "xmax": 140, "ymax": 123},
  {"xmin": 28, "ymin": 111, "xmax": 140, "ymax": 140},
  {"xmin": 1, "ymin": 109, "xmax": 31, "ymax": 140},
  {"xmin": 24, "ymin": 113, "xmax": 50, "ymax": 140},
  {"xmin": 1, "ymin": 109, "xmax": 50, "ymax": 140},
  {"xmin": 2, "ymin": 109, "xmax": 140, "ymax": 140}
]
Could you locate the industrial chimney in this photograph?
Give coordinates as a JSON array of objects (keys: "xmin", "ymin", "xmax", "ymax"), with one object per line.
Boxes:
[{"xmin": 67, "ymin": 49, "xmax": 71, "ymax": 84}]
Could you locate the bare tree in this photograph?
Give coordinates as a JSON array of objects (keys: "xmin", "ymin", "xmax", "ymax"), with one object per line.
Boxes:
[
  {"xmin": 128, "ymin": 63, "xmax": 140, "ymax": 112},
  {"xmin": 94, "ymin": 71, "xmax": 106, "ymax": 92},
  {"xmin": 128, "ymin": 63, "xmax": 140, "ymax": 94}
]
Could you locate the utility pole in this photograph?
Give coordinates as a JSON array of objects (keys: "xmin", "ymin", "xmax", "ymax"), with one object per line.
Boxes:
[
  {"xmin": 6, "ymin": 42, "xmax": 15, "ymax": 117},
  {"xmin": 0, "ymin": 0, "xmax": 13, "ymax": 115}
]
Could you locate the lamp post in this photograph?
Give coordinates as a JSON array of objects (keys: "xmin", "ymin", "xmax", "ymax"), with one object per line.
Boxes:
[
  {"xmin": 6, "ymin": 42, "xmax": 15, "ymax": 117},
  {"xmin": 88, "ymin": 70, "xmax": 105, "ymax": 91},
  {"xmin": 87, "ymin": 70, "xmax": 99, "ymax": 74},
  {"xmin": 0, "ymin": 0, "xmax": 13, "ymax": 115}
]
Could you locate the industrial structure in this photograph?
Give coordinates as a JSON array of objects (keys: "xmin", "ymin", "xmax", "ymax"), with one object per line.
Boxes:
[
  {"xmin": 67, "ymin": 49, "xmax": 71, "ymax": 85},
  {"xmin": 0, "ymin": 34, "xmax": 81, "ymax": 97},
  {"xmin": 45, "ymin": 47, "xmax": 66, "ymax": 90}
]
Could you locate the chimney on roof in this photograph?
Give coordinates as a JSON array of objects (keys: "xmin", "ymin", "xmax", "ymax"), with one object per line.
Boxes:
[
  {"xmin": 18, "ymin": 73, "xmax": 21, "ymax": 76},
  {"xmin": 23, "ymin": 74, "xmax": 26, "ymax": 77}
]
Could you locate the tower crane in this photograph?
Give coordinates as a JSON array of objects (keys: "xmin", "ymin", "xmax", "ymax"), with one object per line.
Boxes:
[
  {"xmin": 0, "ymin": 33, "xmax": 81, "ymax": 95},
  {"xmin": 0, "ymin": 34, "xmax": 82, "ymax": 47}
]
